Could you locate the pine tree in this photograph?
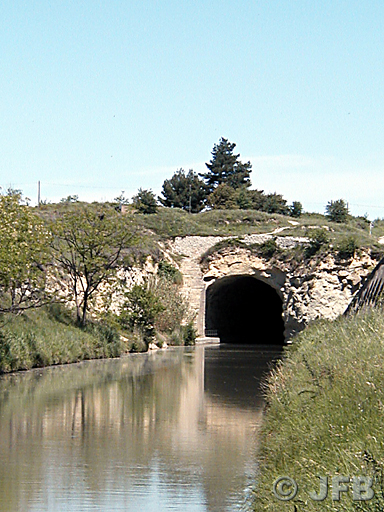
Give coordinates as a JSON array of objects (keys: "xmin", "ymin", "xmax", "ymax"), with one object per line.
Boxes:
[
  {"xmin": 159, "ymin": 169, "xmax": 207, "ymax": 213},
  {"xmin": 200, "ymin": 138, "xmax": 252, "ymax": 193}
]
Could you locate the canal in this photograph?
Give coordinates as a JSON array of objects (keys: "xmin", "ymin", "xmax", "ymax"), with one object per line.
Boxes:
[{"xmin": 0, "ymin": 344, "xmax": 281, "ymax": 512}]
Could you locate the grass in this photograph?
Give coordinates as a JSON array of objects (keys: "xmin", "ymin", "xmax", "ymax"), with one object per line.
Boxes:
[
  {"xmin": 252, "ymin": 307, "xmax": 384, "ymax": 512},
  {"xmin": 0, "ymin": 305, "xmax": 126, "ymax": 373},
  {"xmin": 37, "ymin": 202, "xmax": 384, "ymax": 258}
]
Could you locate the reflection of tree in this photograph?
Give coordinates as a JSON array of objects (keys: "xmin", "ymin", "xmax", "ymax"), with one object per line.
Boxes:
[{"xmin": 0, "ymin": 347, "xmax": 269, "ymax": 512}]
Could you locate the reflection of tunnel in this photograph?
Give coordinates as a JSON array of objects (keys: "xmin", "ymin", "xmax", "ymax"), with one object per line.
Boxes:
[{"xmin": 205, "ymin": 275, "xmax": 285, "ymax": 344}]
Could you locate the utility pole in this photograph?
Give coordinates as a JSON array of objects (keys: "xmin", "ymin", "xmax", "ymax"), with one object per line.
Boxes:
[
  {"xmin": 188, "ymin": 183, "xmax": 192, "ymax": 214},
  {"xmin": 37, "ymin": 181, "xmax": 41, "ymax": 206}
]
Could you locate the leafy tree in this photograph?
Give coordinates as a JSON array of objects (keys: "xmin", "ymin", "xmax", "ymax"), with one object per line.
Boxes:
[
  {"xmin": 325, "ymin": 199, "xmax": 349, "ymax": 223},
  {"xmin": 207, "ymin": 183, "xmax": 238, "ymax": 209},
  {"xmin": 132, "ymin": 188, "xmax": 158, "ymax": 214},
  {"xmin": 0, "ymin": 190, "xmax": 52, "ymax": 313},
  {"xmin": 200, "ymin": 137, "xmax": 252, "ymax": 193},
  {"xmin": 51, "ymin": 205, "xmax": 138, "ymax": 326},
  {"xmin": 159, "ymin": 169, "xmax": 207, "ymax": 213}
]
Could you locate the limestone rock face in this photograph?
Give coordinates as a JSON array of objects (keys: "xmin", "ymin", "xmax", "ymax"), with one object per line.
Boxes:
[{"xmin": 169, "ymin": 236, "xmax": 377, "ymax": 340}]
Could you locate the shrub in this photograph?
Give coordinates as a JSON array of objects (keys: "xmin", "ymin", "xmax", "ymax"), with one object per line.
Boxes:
[
  {"xmin": 152, "ymin": 278, "xmax": 189, "ymax": 334},
  {"xmin": 118, "ymin": 276, "xmax": 191, "ymax": 345},
  {"xmin": 306, "ymin": 228, "xmax": 329, "ymax": 256},
  {"xmin": 207, "ymin": 183, "xmax": 238, "ymax": 209},
  {"xmin": 262, "ymin": 193, "xmax": 289, "ymax": 215},
  {"xmin": 119, "ymin": 281, "xmax": 164, "ymax": 343},
  {"xmin": 258, "ymin": 238, "xmax": 278, "ymax": 258},
  {"xmin": 182, "ymin": 321, "xmax": 197, "ymax": 346},
  {"xmin": 157, "ymin": 260, "xmax": 183, "ymax": 285},
  {"xmin": 337, "ymin": 235, "xmax": 359, "ymax": 259}
]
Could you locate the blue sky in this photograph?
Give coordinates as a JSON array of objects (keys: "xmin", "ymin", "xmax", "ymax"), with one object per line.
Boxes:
[{"xmin": 1, "ymin": 1, "xmax": 384, "ymax": 218}]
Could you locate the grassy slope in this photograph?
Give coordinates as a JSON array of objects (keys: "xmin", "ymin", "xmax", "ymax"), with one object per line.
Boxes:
[
  {"xmin": 0, "ymin": 306, "xmax": 125, "ymax": 373},
  {"xmin": 37, "ymin": 202, "xmax": 384, "ymax": 255},
  {"xmin": 253, "ymin": 308, "xmax": 384, "ymax": 512}
]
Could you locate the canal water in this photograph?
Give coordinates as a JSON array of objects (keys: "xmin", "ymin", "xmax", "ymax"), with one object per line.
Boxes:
[{"xmin": 0, "ymin": 344, "xmax": 281, "ymax": 512}]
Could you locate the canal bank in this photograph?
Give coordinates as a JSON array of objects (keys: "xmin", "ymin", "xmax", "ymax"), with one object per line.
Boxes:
[{"xmin": 252, "ymin": 306, "xmax": 384, "ymax": 512}]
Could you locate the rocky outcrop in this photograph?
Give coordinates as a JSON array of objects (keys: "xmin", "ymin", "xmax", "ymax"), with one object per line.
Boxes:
[{"xmin": 169, "ymin": 236, "xmax": 377, "ymax": 340}]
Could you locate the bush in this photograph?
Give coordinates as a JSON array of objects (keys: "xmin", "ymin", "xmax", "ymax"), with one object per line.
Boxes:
[
  {"xmin": 157, "ymin": 260, "xmax": 183, "ymax": 285},
  {"xmin": 337, "ymin": 235, "xmax": 359, "ymax": 259},
  {"xmin": 119, "ymin": 281, "xmax": 164, "ymax": 343},
  {"xmin": 182, "ymin": 321, "xmax": 197, "ymax": 346},
  {"xmin": 262, "ymin": 193, "xmax": 289, "ymax": 215},
  {"xmin": 118, "ymin": 276, "xmax": 191, "ymax": 346},
  {"xmin": 306, "ymin": 228, "xmax": 329, "ymax": 256},
  {"xmin": 258, "ymin": 238, "xmax": 278, "ymax": 258}
]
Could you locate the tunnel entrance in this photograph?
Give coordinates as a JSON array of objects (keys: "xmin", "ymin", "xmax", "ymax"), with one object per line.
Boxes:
[{"xmin": 205, "ymin": 275, "xmax": 285, "ymax": 344}]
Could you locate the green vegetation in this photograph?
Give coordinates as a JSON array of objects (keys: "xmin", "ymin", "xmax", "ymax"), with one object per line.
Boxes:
[
  {"xmin": 51, "ymin": 203, "xmax": 139, "ymax": 326},
  {"xmin": 0, "ymin": 305, "xmax": 125, "ymax": 373},
  {"xmin": 159, "ymin": 168, "xmax": 207, "ymax": 213},
  {"xmin": 2, "ymin": 136, "xmax": 384, "ymax": 375},
  {"xmin": 0, "ymin": 189, "xmax": 198, "ymax": 373},
  {"xmin": 200, "ymin": 137, "xmax": 252, "ymax": 193},
  {"xmin": 132, "ymin": 188, "xmax": 158, "ymax": 214},
  {"xmin": 0, "ymin": 190, "xmax": 52, "ymax": 313},
  {"xmin": 306, "ymin": 228, "xmax": 329, "ymax": 257},
  {"xmin": 326, "ymin": 198, "xmax": 350, "ymax": 223},
  {"xmin": 118, "ymin": 268, "xmax": 194, "ymax": 348},
  {"xmin": 337, "ymin": 235, "xmax": 360, "ymax": 259},
  {"xmin": 253, "ymin": 307, "xmax": 384, "ymax": 512}
]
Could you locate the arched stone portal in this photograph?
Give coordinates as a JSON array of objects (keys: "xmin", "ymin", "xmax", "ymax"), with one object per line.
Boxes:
[{"xmin": 205, "ymin": 275, "xmax": 285, "ymax": 344}]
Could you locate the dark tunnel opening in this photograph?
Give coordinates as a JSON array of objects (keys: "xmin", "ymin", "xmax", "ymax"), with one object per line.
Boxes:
[{"xmin": 205, "ymin": 275, "xmax": 285, "ymax": 344}]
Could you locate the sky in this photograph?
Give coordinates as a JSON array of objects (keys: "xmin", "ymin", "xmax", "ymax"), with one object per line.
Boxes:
[{"xmin": 1, "ymin": 0, "xmax": 384, "ymax": 219}]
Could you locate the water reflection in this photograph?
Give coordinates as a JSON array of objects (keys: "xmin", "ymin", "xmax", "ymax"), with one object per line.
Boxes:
[{"xmin": 0, "ymin": 345, "xmax": 281, "ymax": 512}]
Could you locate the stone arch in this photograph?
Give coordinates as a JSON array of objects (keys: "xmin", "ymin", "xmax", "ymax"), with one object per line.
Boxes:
[{"xmin": 204, "ymin": 275, "xmax": 285, "ymax": 344}]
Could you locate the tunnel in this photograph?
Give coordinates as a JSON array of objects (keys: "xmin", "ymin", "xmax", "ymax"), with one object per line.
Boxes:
[{"xmin": 205, "ymin": 275, "xmax": 285, "ymax": 344}]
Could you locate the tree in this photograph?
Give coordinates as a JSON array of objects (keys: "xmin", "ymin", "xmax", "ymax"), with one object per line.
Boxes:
[
  {"xmin": 132, "ymin": 188, "xmax": 158, "ymax": 214},
  {"xmin": 262, "ymin": 193, "xmax": 289, "ymax": 214},
  {"xmin": 159, "ymin": 169, "xmax": 207, "ymax": 213},
  {"xmin": 207, "ymin": 183, "xmax": 238, "ymax": 209},
  {"xmin": 325, "ymin": 199, "xmax": 349, "ymax": 223},
  {"xmin": 235, "ymin": 187, "xmax": 266, "ymax": 210},
  {"xmin": 51, "ymin": 205, "xmax": 138, "ymax": 326},
  {"xmin": 289, "ymin": 201, "xmax": 303, "ymax": 218},
  {"xmin": 200, "ymin": 137, "xmax": 252, "ymax": 193},
  {"xmin": 0, "ymin": 190, "xmax": 52, "ymax": 313}
]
